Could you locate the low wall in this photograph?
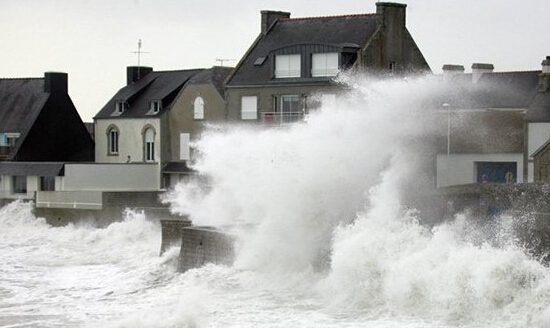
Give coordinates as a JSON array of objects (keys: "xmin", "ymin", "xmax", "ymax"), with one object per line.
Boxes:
[
  {"xmin": 159, "ymin": 219, "xmax": 192, "ymax": 255},
  {"xmin": 177, "ymin": 227, "xmax": 235, "ymax": 273}
]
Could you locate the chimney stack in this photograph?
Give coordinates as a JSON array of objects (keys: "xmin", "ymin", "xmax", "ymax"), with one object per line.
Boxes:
[
  {"xmin": 538, "ymin": 56, "xmax": 550, "ymax": 92},
  {"xmin": 376, "ymin": 2, "xmax": 407, "ymax": 29},
  {"xmin": 261, "ymin": 10, "xmax": 290, "ymax": 34},
  {"xmin": 127, "ymin": 66, "xmax": 153, "ymax": 85},
  {"xmin": 44, "ymin": 72, "xmax": 68, "ymax": 94},
  {"xmin": 442, "ymin": 64, "xmax": 465, "ymax": 78},
  {"xmin": 471, "ymin": 63, "xmax": 494, "ymax": 83}
]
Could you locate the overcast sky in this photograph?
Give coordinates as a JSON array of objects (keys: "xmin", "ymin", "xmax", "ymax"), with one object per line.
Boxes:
[{"xmin": 1, "ymin": 0, "xmax": 549, "ymax": 122}]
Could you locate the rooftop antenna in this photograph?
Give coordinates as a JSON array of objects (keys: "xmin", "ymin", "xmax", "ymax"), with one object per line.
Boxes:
[
  {"xmin": 131, "ymin": 39, "xmax": 151, "ymax": 79},
  {"xmin": 215, "ymin": 58, "xmax": 236, "ymax": 67}
]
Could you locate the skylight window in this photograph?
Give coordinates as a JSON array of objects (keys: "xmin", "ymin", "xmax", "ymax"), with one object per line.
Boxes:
[{"xmin": 254, "ymin": 56, "xmax": 267, "ymax": 66}]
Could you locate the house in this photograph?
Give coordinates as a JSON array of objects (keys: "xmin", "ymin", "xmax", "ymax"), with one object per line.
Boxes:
[
  {"xmin": 0, "ymin": 72, "xmax": 94, "ymax": 204},
  {"xmin": 93, "ymin": 66, "xmax": 232, "ymax": 189},
  {"xmin": 224, "ymin": 2, "xmax": 431, "ymax": 125},
  {"xmin": 434, "ymin": 63, "xmax": 540, "ymax": 188},
  {"xmin": 25, "ymin": 66, "xmax": 232, "ymax": 224},
  {"xmin": 524, "ymin": 56, "xmax": 550, "ymax": 182}
]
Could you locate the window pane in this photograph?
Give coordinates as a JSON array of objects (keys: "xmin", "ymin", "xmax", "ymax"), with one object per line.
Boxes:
[
  {"xmin": 312, "ymin": 52, "xmax": 339, "ymax": 77},
  {"xmin": 241, "ymin": 96, "xmax": 257, "ymax": 120},
  {"xmin": 41, "ymin": 176, "xmax": 55, "ymax": 191},
  {"xmin": 281, "ymin": 95, "xmax": 300, "ymax": 113},
  {"xmin": 194, "ymin": 97, "xmax": 204, "ymax": 119},
  {"xmin": 180, "ymin": 133, "xmax": 190, "ymax": 160},
  {"xmin": 13, "ymin": 176, "xmax": 26, "ymax": 194},
  {"xmin": 275, "ymin": 54, "xmax": 301, "ymax": 78}
]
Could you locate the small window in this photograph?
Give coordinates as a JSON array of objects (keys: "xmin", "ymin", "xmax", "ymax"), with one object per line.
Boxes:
[
  {"xmin": 40, "ymin": 176, "xmax": 55, "ymax": 191},
  {"xmin": 144, "ymin": 128, "xmax": 155, "ymax": 162},
  {"xmin": 180, "ymin": 133, "xmax": 190, "ymax": 160},
  {"xmin": 150, "ymin": 100, "xmax": 162, "ymax": 114},
  {"xmin": 114, "ymin": 101, "xmax": 127, "ymax": 114},
  {"xmin": 241, "ymin": 96, "xmax": 258, "ymax": 120},
  {"xmin": 311, "ymin": 53, "xmax": 339, "ymax": 77},
  {"xmin": 254, "ymin": 56, "xmax": 267, "ymax": 66},
  {"xmin": 12, "ymin": 176, "xmax": 26, "ymax": 194},
  {"xmin": 108, "ymin": 127, "xmax": 119, "ymax": 155},
  {"xmin": 194, "ymin": 97, "xmax": 204, "ymax": 120},
  {"xmin": 281, "ymin": 95, "xmax": 300, "ymax": 113},
  {"xmin": 389, "ymin": 61, "xmax": 396, "ymax": 73},
  {"xmin": 275, "ymin": 54, "xmax": 300, "ymax": 78}
]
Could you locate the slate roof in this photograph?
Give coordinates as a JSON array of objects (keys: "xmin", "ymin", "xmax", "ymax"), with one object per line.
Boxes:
[
  {"xmin": 432, "ymin": 71, "xmax": 539, "ymax": 110},
  {"xmin": 226, "ymin": 14, "xmax": 380, "ymax": 86},
  {"xmin": 0, "ymin": 78, "xmax": 48, "ymax": 133},
  {"xmin": 187, "ymin": 66, "xmax": 233, "ymax": 97},
  {"xmin": 0, "ymin": 162, "xmax": 64, "ymax": 176},
  {"xmin": 525, "ymin": 89, "xmax": 550, "ymax": 122},
  {"xmin": 94, "ymin": 69, "xmax": 204, "ymax": 119}
]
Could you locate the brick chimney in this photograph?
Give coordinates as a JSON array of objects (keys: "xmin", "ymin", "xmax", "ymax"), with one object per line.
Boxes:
[
  {"xmin": 261, "ymin": 10, "xmax": 290, "ymax": 34},
  {"xmin": 127, "ymin": 66, "xmax": 153, "ymax": 85},
  {"xmin": 471, "ymin": 63, "xmax": 494, "ymax": 83},
  {"xmin": 376, "ymin": 2, "xmax": 406, "ymax": 28},
  {"xmin": 44, "ymin": 72, "xmax": 68, "ymax": 94}
]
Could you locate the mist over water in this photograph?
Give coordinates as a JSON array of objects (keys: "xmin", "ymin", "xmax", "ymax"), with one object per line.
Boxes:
[{"xmin": 1, "ymin": 75, "xmax": 550, "ymax": 327}]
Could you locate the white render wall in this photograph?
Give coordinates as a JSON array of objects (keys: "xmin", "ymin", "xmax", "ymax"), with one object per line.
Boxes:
[
  {"xmin": 437, "ymin": 153, "xmax": 523, "ymax": 188},
  {"xmin": 62, "ymin": 163, "xmax": 160, "ymax": 191},
  {"xmin": 95, "ymin": 118, "xmax": 161, "ymax": 164},
  {"xmin": 527, "ymin": 123, "xmax": 550, "ymax": 182}
]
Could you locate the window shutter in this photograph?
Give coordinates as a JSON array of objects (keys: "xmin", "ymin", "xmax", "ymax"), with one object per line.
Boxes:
[{"xmin": 180, "ymin": 133, "xmax": 190, "ymax": 160}]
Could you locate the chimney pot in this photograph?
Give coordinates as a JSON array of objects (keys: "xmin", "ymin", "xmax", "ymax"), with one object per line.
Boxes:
[
  {"xmin": 541, "ymin": 56, "xmax": 550, "ymax": 75},
  {"xmin": 442, "ymin": 64, "xmax": 465, "ymax": 77}
]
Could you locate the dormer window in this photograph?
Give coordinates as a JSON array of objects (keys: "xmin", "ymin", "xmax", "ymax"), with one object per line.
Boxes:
[
  {"xmin": 150, "ymin": 100, "xmax": 162, "ymax": 114},
  {"xmin": 311, "ymin": 53, "xmax": 339, "ymax": 77},
  {"xmin": 275, "ymin": 54, "xmax": 300, "ymax": 78},
  {"xmin": 114, "ymin": 101, "xmax": 127, "ymax": 114}
]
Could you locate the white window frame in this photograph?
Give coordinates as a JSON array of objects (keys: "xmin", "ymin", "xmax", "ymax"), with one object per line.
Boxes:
[
  {"xmin": 311, "ymin": 52, "xmax": 339, "ymax": 77},
  {"xmin": 144, "ymin": 128, "xmax": 155, "ymax": 162},
  {"xmin": 194, "ymin": 96, "xmax": 205, "ymax": 120},
  {"xmin": 114, "ymin": 101, "xmax": 127, "ymax": 114},
  {"xmin": 241, "ymin": 96, "xmax": 258, "ymax": 120},
  {"xmin": 150, "ymin": 100, "xmax": 162, "ymax": 114},
  {"xmin": 108, "ymin": 127, "xmax": 119, "ymax": 155},
  {"xmin": 275, "ymin": 54, "xmax": 301, "ymax": 78},
  {"xmin": 180, "ymin": 133, "xmax": 190, "ymax": 160}
]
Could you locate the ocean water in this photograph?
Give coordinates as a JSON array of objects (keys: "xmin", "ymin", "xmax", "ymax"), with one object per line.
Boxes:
[{"xmin": 1, "ymin": 76, "xmax": 550, "ymax": 328}]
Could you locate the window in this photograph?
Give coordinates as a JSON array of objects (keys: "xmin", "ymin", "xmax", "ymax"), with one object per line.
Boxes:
[
  {"xmin": 144, "ymin": 128, "xmax": 155, "ymax": 162},
  {"xmin": 194, "ymin": 97, "xmax": 204, "ymax": 120},
  {"xmin": 389, "ymin": 61, "xmax": 396, "ymax": 74},
  {"xmin": 150, "ymin": 100, "xmax": 162, "ymax": 114},
  {"xmin": 0, "ymin": 133, "xmax": 20, "ymax": 147},
  {"xmin": 40, "ymin": 176, "xmax": 55, "ymax": 191},
  {"xmin": 275, "ymin": 54, "xmax": 301, "ymax": 78},
  {"xmin": 114, "ymin": 101, "xmax": 127, "ymax": 114},
  {"xmin": 311, "ymin": 53, "xmax": 339, "ymax": 77},
  {"xmin": 180, "ymin": 133, "xmax": 190, "ymax": 160},
  {"xmin": 12, "ymin": 176, "xmax": 26, "ymax": 194},
  {"xmin": 281, "ymin": 95, "xmax": 300, "ymax": 113},
  {"xmin": 108, "ymin": 127, "xmax": 119, "ymax": 155},
  {"xmin": 241, "ymin": 96, "xmax": 258, "ymax": 120}
]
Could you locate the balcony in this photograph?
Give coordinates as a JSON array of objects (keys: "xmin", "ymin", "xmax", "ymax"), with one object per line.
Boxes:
[{"xmin": 261, "ymin": 111, "xmax": 304, "ymax": 125}]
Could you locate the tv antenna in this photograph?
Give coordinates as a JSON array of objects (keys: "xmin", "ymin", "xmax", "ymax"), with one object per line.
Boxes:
[
  {"xmin": 215, "ymin": 58, "xmax": 236, "ymax": 66},
  {"xmin": 131, "ymin": 39, "xmax": 151, "ymax": 79}
]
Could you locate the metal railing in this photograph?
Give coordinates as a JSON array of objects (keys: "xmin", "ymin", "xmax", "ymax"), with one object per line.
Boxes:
[{"xmin": 261, "ymin": 111, "xmax": 304, "ymax": 125}]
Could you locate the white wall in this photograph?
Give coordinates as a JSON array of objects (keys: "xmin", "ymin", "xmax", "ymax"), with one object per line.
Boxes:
[
  {"xmin": 527, "ymin": 122, "xmax": 550, "ymax": 182},
  {"xmin": 95, "ymin": 118, "xmax": 161, "ymax": 164},
  {"xmin": 63, "ymin": 163, "xmax": 160, "ymax": 191},
  {"xmin": 437, "ymin": 153, "xmax": 523, "ymax": 188}
]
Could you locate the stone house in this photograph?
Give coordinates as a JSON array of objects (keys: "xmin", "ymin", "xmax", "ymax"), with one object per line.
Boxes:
[{"xmin": 224, "ymin": 2, "xmax": 431, "ymax": 125}]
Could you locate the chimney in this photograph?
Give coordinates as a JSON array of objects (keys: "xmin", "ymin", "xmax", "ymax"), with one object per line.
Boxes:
[
  {"xmin": 538, "ymin": 56, "xmax": 550, "ymax": 92},
  {"xmin": 127, "ymin": 66, "xmax": 153, "ymax": 85},
  {"xmin": 442, "ymin": 64, "xmax": 465, "ymax": 78},
  {"xmin": 471, "ymin": 63, "xmax": 494, "ymax": 83},
  {"xmin": 376, "ymin": 2, "xmax": 407, "ymax": 29},
  {"xmin": 44, "ymin": 72, "xmax": 68, "ymax": 94},
  {"xmin": 261, "ymin": 10, "xmax": 290, "ymax": 34}
]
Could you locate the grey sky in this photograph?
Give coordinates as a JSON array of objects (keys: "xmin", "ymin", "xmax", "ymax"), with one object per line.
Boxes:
[{"xmin": 1, "ymin": 0, "xmax": 549, "ymax": 122}]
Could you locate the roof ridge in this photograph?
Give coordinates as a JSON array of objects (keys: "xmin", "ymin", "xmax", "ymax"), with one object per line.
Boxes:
[
  {"xmin": 486, "ymin": 70, "xmax": 540, "ymax": 75},
  {"xmin": 279, "ymin": 12, "xmax": 378, "ymax": 22},
  {"xmin": 0, "ymin": 77, "xmax": 43, "ymax": 81},
  {"xmin": 152, "ymin": 68, "xmax": 206, "ymax": 74}
]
